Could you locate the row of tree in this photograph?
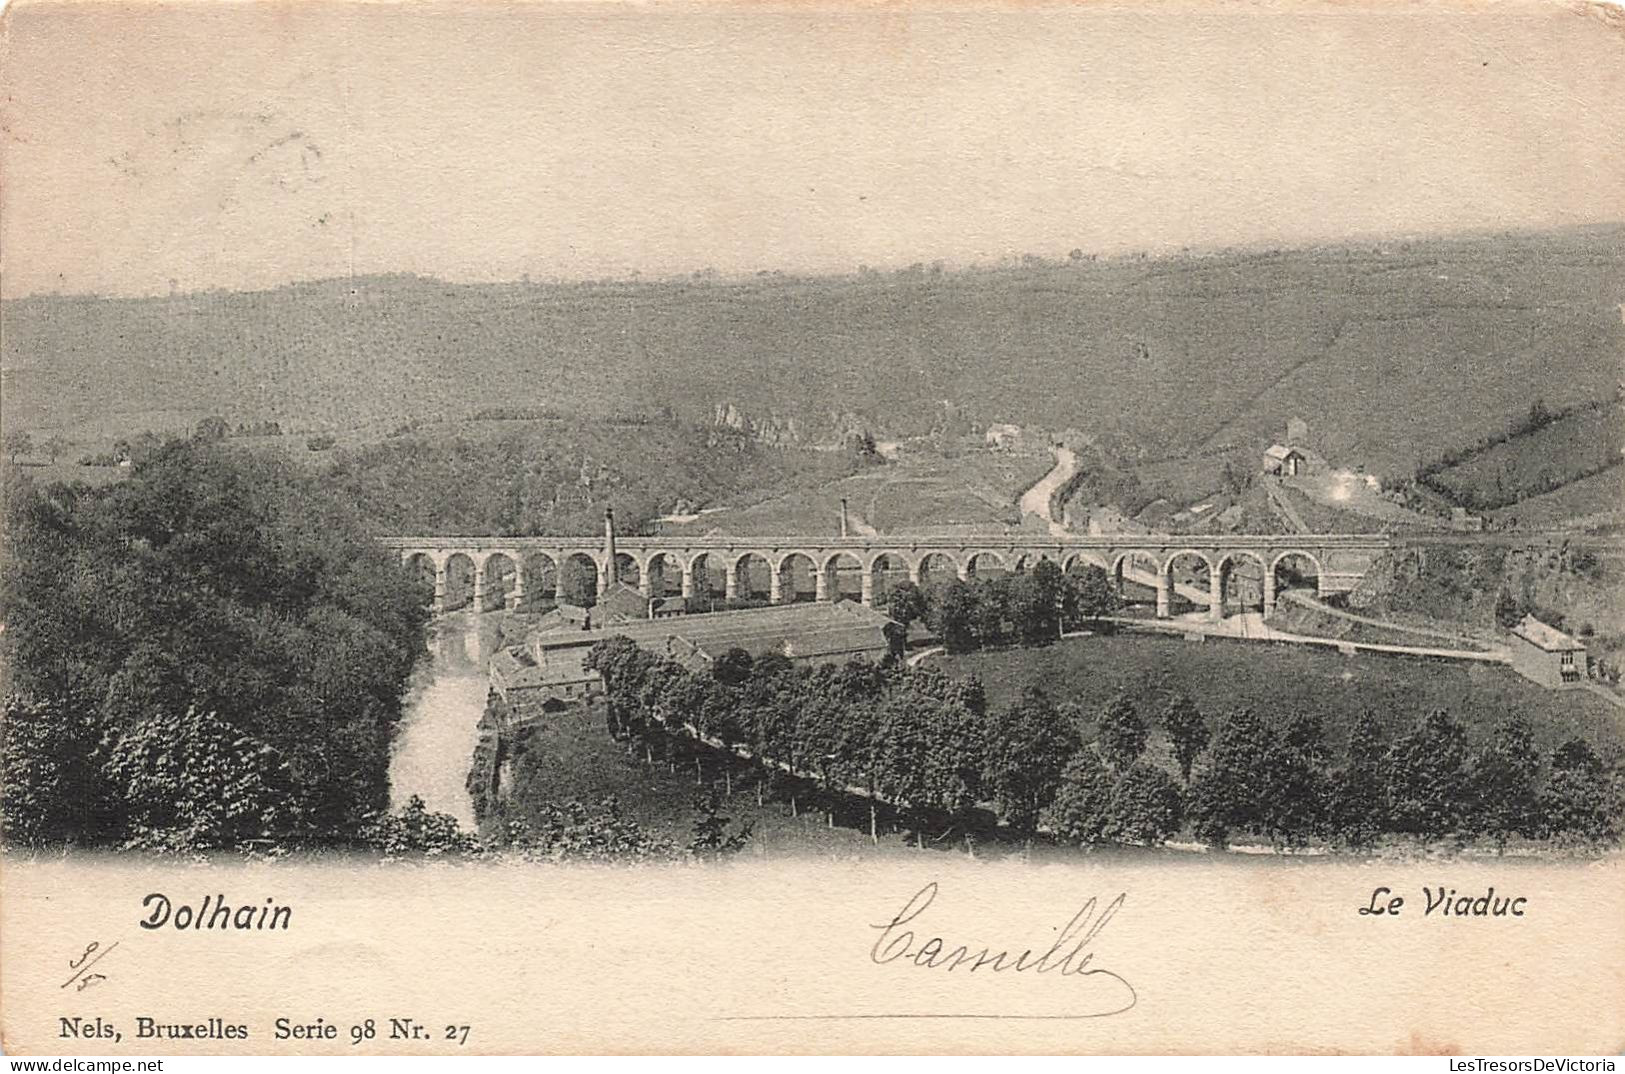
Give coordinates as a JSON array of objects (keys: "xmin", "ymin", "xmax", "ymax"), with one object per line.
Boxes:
[
  {"xmin": 882, "ymin": 560, "xmax": 1123, "ymax": 653},
  {"xmin": 585, "ymin": 637, "xmax": 1623, "ymax": 850},
  {"xmin": 1, "ymin": 441, "xmax": 431, "ymax": 852},
  {"xmin": 1051, "ymin": 701, "xmax": 1620, "ymax": 849},
  {"xmin": 3, "ymin": 431, "xmax": 71, "ymax": 464},
  {"xmin": 192, "ymin": 416, "xmax": 286, "ymax": 441}
]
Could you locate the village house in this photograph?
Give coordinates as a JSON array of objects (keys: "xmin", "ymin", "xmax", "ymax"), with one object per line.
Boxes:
[
  {"xmin": 984, "ymin": 423, "xmax": 1024, "ymax": 452},
  {"xmin": 1450, "ymin": 506, "xmax": 1485, "ymax": 533},
  {"xmin": 1262, "ymin": 443, "xmax": 1309, "ymax": 477},
  {"xmin": 1507, "ymin": 614, "xmax": 1589, "ymax": 689}
]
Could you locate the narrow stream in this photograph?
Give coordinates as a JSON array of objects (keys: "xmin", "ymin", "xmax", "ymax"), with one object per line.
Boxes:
[{"xmin": 387, "ymin": 612, "xmax": 501, "ymax": 829}]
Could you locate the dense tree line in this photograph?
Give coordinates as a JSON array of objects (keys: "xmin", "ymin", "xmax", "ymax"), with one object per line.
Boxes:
[
  {"xmin": 585, "ymin": 637, "xmax": 1624, "ymax": 852},
  {"xmin": 884, "ymin": 560, "xmax": 1123, "ymax": 653},
  {"xmin": 364, "ymin": 794, "xmax": 680, "ymax": 863},
  {"xmin": 1048, "ymin": 700, "xmax": 1620, "ymax": 850},
  {"xmin": 1, "ymin": 441, "xmax": 431, "ymax": 852}
]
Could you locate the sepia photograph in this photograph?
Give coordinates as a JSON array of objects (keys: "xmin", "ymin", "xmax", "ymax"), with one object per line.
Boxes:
[{"xmin": 1, "ymin": 0, "xmax": 1622, "ymax": 1057}]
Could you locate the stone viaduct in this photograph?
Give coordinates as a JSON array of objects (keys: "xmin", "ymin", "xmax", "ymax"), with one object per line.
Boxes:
[{"xmin": 378, "ymin": 515, "xmax": 1390, "ymax": 622}]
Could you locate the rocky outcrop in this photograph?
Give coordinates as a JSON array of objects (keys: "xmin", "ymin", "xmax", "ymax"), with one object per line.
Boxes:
[{"xmin": 711, "ymin": 401, "xmax": 870, "ymax": 448}]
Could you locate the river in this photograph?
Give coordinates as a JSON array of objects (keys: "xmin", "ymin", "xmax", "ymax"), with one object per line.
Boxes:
[{"xmin": 387, "ymin": 611, "xmax": 501, "ymax": 829}]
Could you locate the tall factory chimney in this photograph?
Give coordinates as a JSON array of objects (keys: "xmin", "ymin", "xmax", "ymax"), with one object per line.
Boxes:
[{"xmin": 603, "ymin": 507, "xmax": 618, "ymax": 587}]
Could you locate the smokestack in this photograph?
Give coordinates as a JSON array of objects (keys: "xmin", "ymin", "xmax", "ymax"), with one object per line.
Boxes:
[
  {"xmin": 603, "ymin": 507, "xmax": 618, "ymax": 586},
  {"xmin": 839, "ymin": 497, "xmax": 849, "ymax": 539}
]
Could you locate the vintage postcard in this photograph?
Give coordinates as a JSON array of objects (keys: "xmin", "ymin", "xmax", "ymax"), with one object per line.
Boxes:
[{"xmin": 1, "ymin": 0, "xmax": 1623, "ymax": 1058}]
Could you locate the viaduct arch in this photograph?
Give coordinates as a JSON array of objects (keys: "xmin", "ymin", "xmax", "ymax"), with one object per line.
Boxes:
[{"xmin": 380, "ymin": 524, "xmax": 1389, "ymax": 621}]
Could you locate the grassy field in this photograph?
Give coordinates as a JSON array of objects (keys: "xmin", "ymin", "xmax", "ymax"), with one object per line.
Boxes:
[
  {"xmin": 6, "ymin": 227, "xmax": 1621, "ymax": 490},
  {"xmin": 659, "ymin": 449, "xmax": 1052, "ymax": 537},
  {"xmin": 1427, "ymin": 403, "xmax": 1625, "ymax": 511},
  {"xmin": 935, "ymin": 633, "xmax": 1625, "ymax": 764},
  {"xmin": 1488, "ymin": 465, "xmax": 1625, "ymax": 528},
  {"xmin": 1264, "ymin": 598, "xmax": 1490, "ymax": 650}
]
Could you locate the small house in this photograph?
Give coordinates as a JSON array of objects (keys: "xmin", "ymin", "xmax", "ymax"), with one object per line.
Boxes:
[
  {"xmin": 1262, "ymin": 444, "xmax": 1308, "ymax": 477},
  {"xmin": 984, "ymin": 423, "xmax": 1023, "ymax": 452},
  {"xmin": 1508, "ymin": 615, "xmax": 1588, "ymax": 689}
]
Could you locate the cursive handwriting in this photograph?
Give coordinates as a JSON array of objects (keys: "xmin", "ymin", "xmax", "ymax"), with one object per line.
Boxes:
[
  {"xmin": 61, "ymin": 940, "xmax": 118, "ymax": 992},
  {"xmin": 868, "ymin": 883, "xmax": 1137, "ymax": 1016}
]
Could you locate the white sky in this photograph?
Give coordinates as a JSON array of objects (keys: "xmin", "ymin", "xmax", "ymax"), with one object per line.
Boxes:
[{"xmin": 3, "ymin": 0, "xmax": 1623, "ymax": 297}]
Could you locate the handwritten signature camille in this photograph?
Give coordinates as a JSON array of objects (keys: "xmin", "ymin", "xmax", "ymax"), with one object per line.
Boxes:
[{"xmin": 867, "ymin": 883, "xmax": 1138, "ymax": 1017}]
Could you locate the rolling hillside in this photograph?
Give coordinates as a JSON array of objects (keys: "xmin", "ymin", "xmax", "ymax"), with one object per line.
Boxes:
[{"xmin": 4, "ymin": 225, "xmax": 1621, "ymax": 483}]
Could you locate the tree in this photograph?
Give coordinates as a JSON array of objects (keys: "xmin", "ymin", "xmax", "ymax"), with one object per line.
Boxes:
[
  {"xmin": 927, "ymin": 579, "xmax": 979, "ymax": 653},
  {"xmin": 1471, "ymin": 717, "xmax": 1542, "ymax": 846},
  {"xmin": 711, "ymin": 646, "xmax": 755, "ymax": 687},
  {"xmin": 1160, "ymin": 694, "xmax": 1210, "ymax": 784},
  {"xmin": 1189, "ymin": 709, "xmax": 1274, "ymax": 846},
  {"xmin": 4, "ymin": 430, "xmax": 32, "ymax": 463},
  {"xmin": 870, "ymin": 685, "xmax": 982, "ymax": 845},
  {"xmin": 1096, "ymin": 694, "xmax": 1147, "ymax": 772},
  {"xmin": 102, "ymin": 704, "xmax": 296, "ymax": 851},
  {"xmin": 1330, "ymin": 711, "xmax": 1389, "ymax": 846},
  {"xmin": 0, "ymin": 694, "xmax": 119, "ymax": 847},
  {"xmin": 1494, "ymin": 588, "xmax": 1523, "ymax": 629},
  {"xmin": 884, "ymin": 581, "xmax": 928, "ymax": 633},
  {"xmin": 1107, "ymin": 763, "xmax": 1184, "ymax": 844},
  {"xmin": 1539, "ymin": 739, "xmax": 1619, "ymax": 843},
  {"xmin": 981, "ymin": 687, "xmax": 1081, "ymax": 833},
  {"xmin": 1043, "ymin": 752, "xmax": 1116, "ymax": 845},
  {"xmin": 1272, "ymin": 714, "xmax": 1331, "ymax": 844},
  {"xmin": 194, "ymin": 415, "xmax": 231, "ymax": 442},
  {"xmin": 688, "ymin": 789, "xmax": 752, "ymax": 858},
  {"xmin": 584, "ymin": 636, "xmax": 647, "ymax": 738},
  {"xmin": 970, "ymin": 576, "xmax": 1008, "ymax": 647},
  {"xmin": 1008, "ymin": 559, "xmax": 1063, "ymax": 644},
  {"xmin": 1524, "ymin": 398, "xmax": 1551, "ymax": 433},
  {"xmin": 1219, "ymin": 458, "xmax": 1251, "ymax": 498},
  {"xmin": 500, "ymin": 797, "xmax": 676, "ymax": 862},
  {"xmin": 558, "ymin": 557, "xmax": 599, "ymax": 606},
  {"xmin": 849, "ymin": 430, "xmax": 881, "ymax": 465},
  {"xmin": 363, "ymin": 795, "xmax": 484, "ymax": 859},
  {"xmin": 42, "ymin": 436, "xmax": 69, "ymax": 464},
  {"xmin": 1063, "ymin": 565, "xmax": 1121, "ymax": 627},
  {"xmin": 0, "ymin": 440, "xmax": 430, "ymax": 851},
  {"xmin": 1383, "ymin": 710, "xmax": 1473, "ymax": 840}
]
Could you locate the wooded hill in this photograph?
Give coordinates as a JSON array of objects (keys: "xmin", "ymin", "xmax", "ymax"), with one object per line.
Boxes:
[{"xmin": 4, "ymin": 225, "xmax": 1621, "ymax": 483}]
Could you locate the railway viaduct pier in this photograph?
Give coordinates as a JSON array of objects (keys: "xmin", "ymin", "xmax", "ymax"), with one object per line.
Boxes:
[{"xmin": 379, "ymin": 516, "xmax": 1390, "ymax": 622}]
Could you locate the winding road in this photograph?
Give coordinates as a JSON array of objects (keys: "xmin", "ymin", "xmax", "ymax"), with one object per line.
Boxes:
[{"xmin": 1017, "ymin": 447, "xmax": 1078, "ymax": 535}]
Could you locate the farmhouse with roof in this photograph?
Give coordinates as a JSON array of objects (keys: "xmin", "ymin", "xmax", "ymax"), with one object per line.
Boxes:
[
  {"xmin": 1262, "ymin": 443, "xmax": 1309, "ymax": 477},
  {"xmin": 1507, "ymin": 614, "xmax": 1589, "ymax": 689}
]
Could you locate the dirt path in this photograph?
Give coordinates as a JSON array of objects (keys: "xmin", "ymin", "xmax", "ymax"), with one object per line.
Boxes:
[
  {"xmin": 1117, "ymin": 611, "xmax": 1510, "ymax": 663},
  {"xmin": 1276, "ymin": 589, "xmax": 1494, "ymax": 648},
  {"xmin": 1263, "ymin": 479, "xmax": 1310, "ymax": 533}
]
